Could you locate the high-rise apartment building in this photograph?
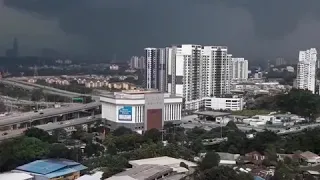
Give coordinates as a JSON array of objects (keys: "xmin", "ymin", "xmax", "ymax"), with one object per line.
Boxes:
[
  {"xmin": 167, "ymin": 45, "xmax": 232, "ymax": 110},
  {"xmin": 144, "ymin": 48, "xmax": 167, "ymax": 92},
  {"xmin": 130, "ymin": 56, "xmax": 146, "ymax": 69},
  {"xmin": 231, "ymin": 58, "xmax": 248, "ymax": 81},
  {"xmin": 296, "ymin": 48, "xmax": 317, "ymax": 94}
]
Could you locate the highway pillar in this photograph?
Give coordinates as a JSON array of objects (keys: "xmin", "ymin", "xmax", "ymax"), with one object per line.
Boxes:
[{"xmin": 53, "ymin": 117, "xmax": 58, "ymax": 123}]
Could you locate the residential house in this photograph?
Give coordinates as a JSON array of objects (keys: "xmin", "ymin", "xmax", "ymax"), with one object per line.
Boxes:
[
  {"xmin": 242, "ymin": 151, "xmax": 265, "ymax": 165},
  {"xmin": 299, "ymin": 151, "xmax": 320, "ymax": 165}
]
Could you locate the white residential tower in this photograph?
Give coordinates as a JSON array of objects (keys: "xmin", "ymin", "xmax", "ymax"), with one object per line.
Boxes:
[
  {"xmin": 296, "ymin": 48, "xmax": 317, "ymax": 94},
  {"xmin": 231, "ymin": 58, "xmax": 248, "ymax": 81}
]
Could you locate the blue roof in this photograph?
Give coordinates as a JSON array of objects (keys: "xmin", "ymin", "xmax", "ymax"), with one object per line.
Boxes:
[
  {"xmin": 16, "ymin": 159, "xmax": 87, "ymax": 178},
  {"xmin": 254, "ymin": 176, "xmax": 265, "ymax": 180}
]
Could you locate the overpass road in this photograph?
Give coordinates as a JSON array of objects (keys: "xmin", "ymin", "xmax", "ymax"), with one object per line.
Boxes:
[
  {"xmin": 0, "ymin": 95, "xmax": 76, "ymax": 106},
  {"xmin": 0, "ymin": 79, "xmax": 81, "ymax": 98},
  {"xmin": 0, "ymin": 101, "xmax": 101, "ymax": 127},
  {"xmin": 0, "ymin": 115, "xmax": 102, "ymax": 141}
]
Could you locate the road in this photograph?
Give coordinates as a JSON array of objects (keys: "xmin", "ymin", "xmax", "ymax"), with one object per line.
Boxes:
[
  {"xmin": 36, "ymin": 115, "xmax": 102, "ymax": 131},
  {"xmin": 0, "ymin": 95, "xmax": 76, "ymax": 106},
  {"xmin": 0, "ymin": 115, "xmax": 102, "ymax": 141},
  {"xmin": 181, "ymin": 115, "xmax": 320, "ymax": 135},
  {"xmin": 0, "ymin": 101, "xmax": 101, "ymax": 127}
]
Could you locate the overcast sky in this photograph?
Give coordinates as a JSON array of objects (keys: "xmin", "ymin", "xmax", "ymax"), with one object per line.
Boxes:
[{"xmin": 2, "ymin": 0, "xmax": 320, "ymax": 61}]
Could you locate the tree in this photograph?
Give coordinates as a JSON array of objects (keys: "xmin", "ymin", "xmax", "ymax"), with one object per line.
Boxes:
[
  {"xmin": 0, "ymin": 101, "xmax": 6, "ymax": 113},
  {"xmin": 47, "ymin": 143, "xmax": 71, "ymax": 159},
  {"xmin": 143, "ymin": 128, "xmax": 161, "ymax": 143},
  {"xmin": 199, "ymin": 151, "xmax": 220, "ymax": 171},
  {"xmin": 226, "ymin": 121, "xmax": 238, "ymax": 130},
  {"xmin": 276, "ymin": 89, "xmax": 320, "ymax": 120},
  {"xmin": 196, "ymin": 166, "xmax": 254, "ymax": 180},
  {"xmin": 31, "ymin": 88, "xmax": 45, "ymax": 101},
  {"xmin": 0, "ymin": 137, "xmax": 49, "ymax": 171},
  {"xmin": 113, "ymin": 126, "xmax": 133, "ymax": 136},
  {"xmin": 180, "ymin": 162, "xmax": 189, "ymax": 170},
  {"xmin": 101, "ymin": 167, "xmax": 124, "ymax": 179},
  {"xmin": 24, "ymin": 128, "xmax": 56, "ymax": 143}
]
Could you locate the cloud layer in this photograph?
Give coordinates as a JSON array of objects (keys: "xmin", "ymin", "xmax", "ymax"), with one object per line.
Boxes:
[{"xmin": 3, "ymin": 0, "xmax": 320, "ymax": 60}]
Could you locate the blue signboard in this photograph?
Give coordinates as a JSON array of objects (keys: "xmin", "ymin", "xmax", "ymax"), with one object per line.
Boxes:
[{"xmin": 118, "ymin": 106, "xmax": 132, "ymax": 121}]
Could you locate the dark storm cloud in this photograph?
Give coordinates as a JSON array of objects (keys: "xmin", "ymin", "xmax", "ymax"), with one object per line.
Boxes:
[{"xmin": 4, "ymin": 0, "xmax": 320, "ymax": 60}]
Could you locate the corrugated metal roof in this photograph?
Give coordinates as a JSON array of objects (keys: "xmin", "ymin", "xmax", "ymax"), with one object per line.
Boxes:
[
  {"xmin": 15, "ymin": 159, "xmax": 87, "ymax": 178},
  {"xmin": 46, "ymin": 165, "xmax": 87, "ymax": 178}
]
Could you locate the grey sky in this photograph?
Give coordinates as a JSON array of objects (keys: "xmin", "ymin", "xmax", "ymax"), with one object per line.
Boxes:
[{"xmin": 2, "ymin": 0, "xmax": 320, "ymax": 61}]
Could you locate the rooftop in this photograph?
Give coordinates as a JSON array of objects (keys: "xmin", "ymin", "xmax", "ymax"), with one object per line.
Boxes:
[
  {"xmin": 129, "ymin": 156, "xmax": 197, "ymax": 173},
  {"xmin": 299, "ymin": 151, "xmax": 320, "ymax": 160},
  {"xmin": 193, "ymin": 111, "xmax": 231, "ymax": 118},
  {"xmin": 112, "ymin": 164, "xmax": 172, "ymax": 180},
  {"xmin": 0, "ymin": 172, "xmax": 33, "ymax": 180},
  {"xmin": 15, "ymin": 159, "xmax": 87, "ymax": 178},
  {"xmin": 217, "ymin": 152, "xmax": 241, "ymax": 161},
  {"xmin": 99, "ymin": 91, "xmax": 181, "ymax": 100}
]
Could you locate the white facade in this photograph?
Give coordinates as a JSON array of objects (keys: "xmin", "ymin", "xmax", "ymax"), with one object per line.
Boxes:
[
  {"xmin": 167, "ymin": 45, "xmax": 232, "ymax": 110},
  {"xmin": 296, "ymin": 48, "xmax": 317, "ymax": 93},
  {"xmin": 202, "ymin": 97, "xmax": 244, "ymax": 111},
  {"xmin": 231, "ymin": 58, "xmax": 248, "ymax": 81},
  {"xmin": 100, "ymin": 91, "xmax": 182, "ymax": 128}
]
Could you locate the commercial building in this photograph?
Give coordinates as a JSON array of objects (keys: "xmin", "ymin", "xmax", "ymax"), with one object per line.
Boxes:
[
  {"xmin": 100, "ymin": 90, "xmax": 182, "ymax": 132},
  {"xmin": 144, "ymin": 48, "xmax": 168, "ymax": 92},
  {"xmin": 167, "ymin": 45, "xmax": 232, "ymax": 110},
  {"xmin": 13, "ymin": 159, "xmax": 87, "ymax": 180},
  {"xmin": 202, "ymin": 97, "xmax": 244, "ymax": 111},
  {"xmin": 231, "ymin": 58, "xmax": 248, "ymax": 81},
  {"xmin": 296, "ymin": 48, "xmax": 317, "ymax": 94}
]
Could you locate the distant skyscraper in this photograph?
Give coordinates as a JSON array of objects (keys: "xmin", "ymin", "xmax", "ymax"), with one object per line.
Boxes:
[
  {"xmin": 130, "ymin": 56, "xmax": 146, "ymax": 69},
  {"xmin": 275, "ymin": 57, "xmax": 286, "ymax": 66},
  {"xmin": 231, "ymin": 58, "xmax": 248, "ymax": 81},
  {"xmin": 130, "ymin": 56, "xmax": 139, "ymax": 69},
  {"xmin": 144, "ymin": 48, "xmax": 167, "ymax": 92},
  {"xmin": 296, "ymin": 48, "xmax": 317, "ymax": 94}
]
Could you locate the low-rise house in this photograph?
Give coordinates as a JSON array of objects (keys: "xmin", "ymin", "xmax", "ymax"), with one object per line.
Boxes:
[
  {"xmin": 299, "ymin": 151, "xmax": 320, "ymax": 165},
  {"xmin": 27, "ymin": 78, "xmax": 37, "ymax": 83},
  {"xmin": 217, "ymin": 152, "xmax": 241, "ymax": 165},
  {"xmin": 241, "ymin": 151, "xmax": 265, "ymax": 165}
]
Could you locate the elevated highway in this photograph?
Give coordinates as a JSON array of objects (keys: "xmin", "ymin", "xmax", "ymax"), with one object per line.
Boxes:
[
  {"xmin": 0, "ymin": 101, "xmax": 101, "ymax": 128},
  {"xmin": 0, "ymin": 79, "xmax": 81, "ymax": 98},
  {"xmin": 0, "ymin": 115, "xmax": 102, "ymax": 141}
]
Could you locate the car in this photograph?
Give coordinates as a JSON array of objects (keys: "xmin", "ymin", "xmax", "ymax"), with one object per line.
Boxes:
[
  {"xmin": 2, "ymin": 132, "xmax": 8, "ymax": 136},
  {"xmin": 39, "ymin": 112, "xmax": 44, "ymax": 115}
]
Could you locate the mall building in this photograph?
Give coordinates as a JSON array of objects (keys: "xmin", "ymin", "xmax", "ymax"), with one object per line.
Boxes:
[{"xmin": 100, "ymin": 90, "xmax": 183, "ymax": 133}]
